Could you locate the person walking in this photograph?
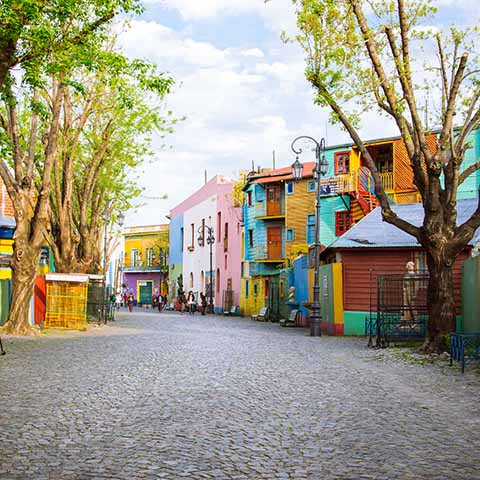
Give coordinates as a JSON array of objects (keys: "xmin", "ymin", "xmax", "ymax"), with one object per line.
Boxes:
[
  {"xmin": 127, "ymin": 292, "xmax": 134, "ymax": 312},
  {"xmin": 200, "ymin": 292, "xmax": 207, "ymax": 316},
  {"xmin": 122, "ymin": 291, "xmax": 128, "ymax": 309},
  {"xmin": 115, "ymin": 292, "xmax": 122, "ymax": 310},
  {"xmin": 187, "ymin": 291, "xmax": 196, "ymax": 315},
  {"xmin": 158, "ymin": 293, "xmax": 164, "ymax": 313}
]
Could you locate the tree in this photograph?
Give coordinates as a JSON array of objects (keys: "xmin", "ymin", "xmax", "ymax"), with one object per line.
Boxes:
[
  {"xmin": 48, "ymin": 49, "xmax": 175, "ymax": 274},
  {"xmin": 0, "ymin": 0, "xmax": 141, "ymax": 92},
  {"xmin": 0, "ymin": 3, "xmax": 143, "ymax": 335},
  {"xmin": 291, "ymin": 0, "xmax": 480, "ymax": 352}
]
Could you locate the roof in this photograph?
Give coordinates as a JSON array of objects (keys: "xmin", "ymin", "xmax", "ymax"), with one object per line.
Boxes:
[
  {"xmin": 247, "ymin": 162, "xmax": 316, "ymax": 186},
  {"xmin": 327, "ymin": 198, "xmax": 480, "ymax": 250},
  {"xmin": 0, "ymin": 217, "xmax": 15, "ymax": 229}
]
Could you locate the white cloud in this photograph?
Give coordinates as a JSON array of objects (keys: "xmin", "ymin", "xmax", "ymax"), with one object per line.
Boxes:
[{"xmin": 241, "ymin": 48, "xmax": 265, "ymax": 58}]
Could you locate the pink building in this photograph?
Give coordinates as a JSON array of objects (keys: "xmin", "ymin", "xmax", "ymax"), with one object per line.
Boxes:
[{"xmin": 169, "ymin": 176, "xmax": 242, "ymax": 312}]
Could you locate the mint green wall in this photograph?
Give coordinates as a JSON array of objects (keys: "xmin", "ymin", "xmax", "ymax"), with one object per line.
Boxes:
[
  {"xmin": 461, "ymin": 256, "xmax": 480, "ymax": 332},
  {"xmin": 319, "ymin": 195, "xmax": 350, "ymax": 247},
  {"xmin": 344, "ymin": 311, "xmax": 368, "ymax": 336}
]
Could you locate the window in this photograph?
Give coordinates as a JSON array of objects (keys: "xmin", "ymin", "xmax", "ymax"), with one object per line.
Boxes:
[
  {"xmin": 286, "ymin": 182, "xmax": 294, "ymax": 194},
  {"xmin": 247, "ymin": 191, "xmax": 253, "ymax": 206},
  {"xmin": 334, "ymin": 151, "xmax": 350, "ymax": 174},
  {"xmin": 286, "ymin": 228, "xmax": 295, "ymax": 242},
  {"xmin": 248, "ymin": 229, "xmax": 254, "ymax": 248},
  {"xmin": 190, "ymin": 223, "xmax": 194, "ymax": 250},
  {"xmin": 335, "ymin": 211, "xmax": 352, "ymax": 236},
  {"xmin": 245, "ymin": 279, "xmax": 249, "ymax": 298},
  {"xmin": 146, "ymin": 248, "xmax": 154, "ymax": 266},
  {"xmin": 224, "ymin": 222, "xmax": 229, "ymax": 252},
  {"xmin": 225, "ymin": 254, "xmax": 227, "ymax": 270},
  {"xmin": 306, "ymin": 214, "xmax": 315, "ymax": 244},
  {"xmin": 217, "ymin": 212, "xmax": 222, "ymax": 241},
  {"xmin": 180, "ymin": 227, "xmax": 184, "ymax": 251},
  {"xmin": 253, "ymin": 282, "xmax": 258, "ymax": 296},
  {"xmin": 307, "ymin": 180, "xmax": 316, "ymax": 192},
  {"xmin": 201, "ymin": 271, "xmax": 205, "ymax": 291},
  {"xmin": 131, "ymin": 248, "xmax": 138, "ymax": 267},
  {"xmin": 216, "ymin": 268, "xmax": 220, "ymax": 293},
  {"xmin": 201, "ymin": 218, "xmax": 205, "ymax": 245},
  {"xmin": 190, "ymin": 272, "xmax": 194, "ymax": 288},
  {"xmin": 241, "ymin": 262, "xmax": 245, "ymax": 277}
]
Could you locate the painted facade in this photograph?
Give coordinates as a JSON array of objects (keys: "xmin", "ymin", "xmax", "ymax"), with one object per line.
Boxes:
[
  {"xmin": 122, "ymin": 224, "xmax": 169, "ymax": 304},
  {"xmin": 168, "ymin": 176, "xmax": 242, "ymax": 312}
]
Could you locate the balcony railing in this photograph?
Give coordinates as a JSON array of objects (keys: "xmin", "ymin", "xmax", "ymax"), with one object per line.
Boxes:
[
  {"xmin": 255, "ymin": 202, "xmax": 284, "ymax": 218},
  {"xmin": 254, "ymin": 245, "xmax": 283, "ymax": 262},
  {"xmin": 124, "ymin": 265, "xmax": 168, "ymax": 273}
]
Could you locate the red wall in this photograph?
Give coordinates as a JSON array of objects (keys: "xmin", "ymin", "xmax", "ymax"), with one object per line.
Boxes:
[
  {"xmin": 341, "ymin": 249, "xmax": 467, "ymax": 313},
  {"xmin": 34, "ymin": 276, "xmax": 46, "ymax": 325}
]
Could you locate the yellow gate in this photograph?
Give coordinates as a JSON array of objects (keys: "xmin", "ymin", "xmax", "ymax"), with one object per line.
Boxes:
[{"xmin": 44, "ymin": 274, "xmax": 89, "ymax": 330}]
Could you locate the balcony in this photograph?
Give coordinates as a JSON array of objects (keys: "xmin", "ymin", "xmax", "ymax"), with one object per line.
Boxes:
[
  {"xmin": 124, "ymin": 265, "xmax": 168, "ymax": 273},
  {"xmin": 254, "ymin": 202, "xmax": 285, "ymax": 219},
  {"xmin": 326, "ymin": 170, "xmax": 394, "ymax": 195},
  {"xmin": 254, "ymin": 245, "xmax": 284, "ymax": 263}
]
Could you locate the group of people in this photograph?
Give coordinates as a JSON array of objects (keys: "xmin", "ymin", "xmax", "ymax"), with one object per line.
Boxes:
[
  {"xmin": 177, "ymin": 290, "xmax": 209, "ymax": 315},
  {"xmin": 114, "ymin": 291, "xmax": 135, "ymax": 312},
  {"xmin": 152, "ymin": 293, "xmax": 168, "ymax": 312}
]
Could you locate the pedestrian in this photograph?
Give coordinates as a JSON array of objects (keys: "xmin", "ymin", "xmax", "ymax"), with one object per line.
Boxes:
[
  {"xmin": 200, "ymin": 292, "xmax": 207, "ymax": 316},
  {"xmin": 158, "ymin": 293, "xmax": 164, "ymax": 313},
  {"xmin": 187, "ymin": 291, "xmax": 196, "ymax": 315},
  {"xmin": 152, "ymin": 292, "xmax": 158, "ymax": 309},
  {"xmin": 127, "ymin": 292, "xmax": 134, "ymax": 312},
  {"xmin": 115, "ymin": 292, "xmax": 122, "ymax": 311},
  {"xmin": 122, "ymin": 291, "xmax": 128, "ymax": 308}
]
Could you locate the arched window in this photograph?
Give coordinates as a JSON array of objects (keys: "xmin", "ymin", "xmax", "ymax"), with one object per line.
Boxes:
[
  {"xmin": 216, "ymin": 268, "xmax": 220, "ymax": 293},
  {"xmin": 190, "ymin": 272, "xmax": 194, "ymax": 288}
]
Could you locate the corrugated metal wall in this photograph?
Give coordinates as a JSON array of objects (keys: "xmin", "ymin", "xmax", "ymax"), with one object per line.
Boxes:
[
  {"xmin": 461, "ymin": 256, "xmax": 480, "ymax": 332},
  {"xmin": 0, "ymin": 278, "xmax": 11, "ymax": 326}
]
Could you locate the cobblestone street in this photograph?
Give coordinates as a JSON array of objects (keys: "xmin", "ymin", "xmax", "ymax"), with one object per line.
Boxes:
[{"xmin": 1, "ymin": 311, "xmax": 479, "ymax": 480}]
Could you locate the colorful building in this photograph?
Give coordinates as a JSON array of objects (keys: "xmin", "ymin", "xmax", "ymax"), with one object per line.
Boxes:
[
  {"xmin": 168, "ymin": 176, "xmax": 242, "ymax": 313},
  {"xmin": 122, "ymin": 224, "xmax": 169, "ymax": 304}
]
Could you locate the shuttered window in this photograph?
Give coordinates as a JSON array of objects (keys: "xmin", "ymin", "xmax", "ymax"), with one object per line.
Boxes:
[
  {"xmin": 335, "ymin": 211, "xmax": 351, "ymax": 236},
  {"xmin": 306, "ymin": 214, "xmax": 315, "ymax": 244}
]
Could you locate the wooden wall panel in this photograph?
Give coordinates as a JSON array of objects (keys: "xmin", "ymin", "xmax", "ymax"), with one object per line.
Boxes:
[{"xmin": 342, "ymin": 248, "xmax": 466, "ymax": 314}]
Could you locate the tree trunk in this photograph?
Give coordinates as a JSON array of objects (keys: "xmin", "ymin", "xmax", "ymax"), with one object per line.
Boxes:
[
  {"xmin": 423, "ymin": 250, "xmax": 456, "ymax": 353},
  {"xmin": 1, "ymin": 236, "xmax": 39, "ymax": 335}
]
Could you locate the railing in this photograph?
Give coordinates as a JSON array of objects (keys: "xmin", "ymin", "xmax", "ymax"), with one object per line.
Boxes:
[
  {"xmin": 124, "ymin": 265, "xmax": 166, "ymax": 272},
  {"xmin": 254, "ymin": 245, "xmax": 283, "ymax": 261},
  {"xmin": 254, "ymin": 245, "xmax": 268, "ymax": 260},
  {"xmin": 255, "ymin": 202, "xmax": 284, "ymax": 218},
  {"xmin": 379, "ymin": 172, "xmax": 394, "ymax": 192}
]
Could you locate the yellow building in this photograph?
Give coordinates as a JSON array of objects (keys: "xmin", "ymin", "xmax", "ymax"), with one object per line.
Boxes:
[{"xmin": 122, "ymin": 224, "xmax": 169, "ymax": 304}]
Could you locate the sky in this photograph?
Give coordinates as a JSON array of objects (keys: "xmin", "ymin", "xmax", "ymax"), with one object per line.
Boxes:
[{"xmin": 117, "ymin": 0, "xmax": 476, "ymax": 227}]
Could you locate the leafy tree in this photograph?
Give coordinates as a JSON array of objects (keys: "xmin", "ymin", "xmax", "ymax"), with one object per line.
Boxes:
[
  {"xmin": 291, "ymin": 0, "xmax": 480, "ymax": 352},
  {"xmin": 0, "ymin": 0, "xmax": 141, "ymax": 92},
  {"xmin": 0, "ymin": 2, "xmax": 144, "ymax": 335},
  {"xmin": 48, "ymin": 48, "xmax": 175, "ymax": 274}
]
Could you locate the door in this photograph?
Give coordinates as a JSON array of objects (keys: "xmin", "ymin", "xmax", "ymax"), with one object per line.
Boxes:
[
  {"xmin": 138, "ymin": 281, "xmax": 153, "ymax": 305},
  {"xmin": 266, "ymin": 185, "xmax": 282, "ymax": 216},
  {"xmin": 267, "ymin": 226, "xmax": 282, "ymax": 260}
]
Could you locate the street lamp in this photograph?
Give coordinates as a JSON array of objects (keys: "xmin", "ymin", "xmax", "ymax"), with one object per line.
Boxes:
[
  {"xmin": 197, "ymin": 224, "xmax": 215, "ymax": 313},
  {"xmin": 290, "ymin": 136, "xmax": 328, "ymax": 337}
]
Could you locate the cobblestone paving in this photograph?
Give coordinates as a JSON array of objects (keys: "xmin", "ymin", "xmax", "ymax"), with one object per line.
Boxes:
[{"xmin": 1, "ymin": 311, "xmax": 479, "ymax": 480}]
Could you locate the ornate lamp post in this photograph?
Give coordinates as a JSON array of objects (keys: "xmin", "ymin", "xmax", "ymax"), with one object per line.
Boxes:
[
  {"xmin": 290, "ymin": 136, "xmax": 328, "ymax": 337},
  {"xmin": 197, "ymin": 224, "xmax": 215, "ymax": 313}
]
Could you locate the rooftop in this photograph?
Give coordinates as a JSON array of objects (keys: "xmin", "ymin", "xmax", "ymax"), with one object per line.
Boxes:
[{"xmin": 327, "ymin": 198, "xmax": 480, "ymax": 250}]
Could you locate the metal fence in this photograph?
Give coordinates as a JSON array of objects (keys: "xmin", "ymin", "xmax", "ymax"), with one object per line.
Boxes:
[
  {"xmin": 367, "ymin": 273, "xmax": 429, "ymax": 347},
  {"xmin": 87, "ymin": 280, "xmax": 114, "ymax": 323}
]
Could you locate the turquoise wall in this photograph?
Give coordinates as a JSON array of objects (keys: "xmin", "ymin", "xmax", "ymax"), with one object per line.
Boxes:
[
  {"xmin": 319, "ymin": 195, "xmax": 351, "ymax": 247},
  {"xmin": 457, "ymin": 129, "xmax": 480, "ymax": 200}
]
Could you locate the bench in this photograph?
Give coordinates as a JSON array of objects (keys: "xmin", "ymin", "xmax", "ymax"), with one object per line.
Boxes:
[
  {"xmin": 224, "ymin": 305, "xmax": 240, "ymax": 316},
  {"xmin": 450, "ymin": 332, "xmax": 480, "ymax": 373},
  {"xmin": 251, "ymin": 307, "xmax": 268, "ymax": 322},
  {"xmin": 280, "ymin": 309, "xmax": 299, "ymax": 327}
]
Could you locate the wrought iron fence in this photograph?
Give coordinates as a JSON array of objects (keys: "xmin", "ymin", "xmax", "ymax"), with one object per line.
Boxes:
[{"xmin": 367, "ymin": 273, "xmax": 429, "ymax": 347}]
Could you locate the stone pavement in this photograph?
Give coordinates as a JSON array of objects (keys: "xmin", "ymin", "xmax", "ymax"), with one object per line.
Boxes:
[{"xmin": 0, "ymin": 310, "xmax": 479, "ymax": 480}]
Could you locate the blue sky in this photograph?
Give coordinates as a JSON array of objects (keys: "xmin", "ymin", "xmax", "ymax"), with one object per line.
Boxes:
[{"xmin": 118, "ymin": 0, "xmax": 477, "ymax": 227}]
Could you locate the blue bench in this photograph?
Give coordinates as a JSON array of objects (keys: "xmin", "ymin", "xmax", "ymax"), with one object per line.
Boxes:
[{"xmin": 450, "ymin": 332, "xmax": 480, "ymax": 373}]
